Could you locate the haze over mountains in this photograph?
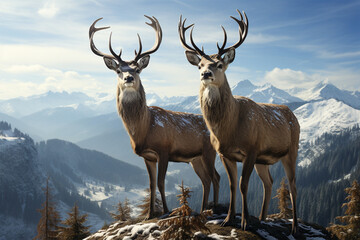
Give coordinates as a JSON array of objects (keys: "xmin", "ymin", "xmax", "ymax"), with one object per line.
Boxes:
[
  {"xmin": 1, "ymin": 79, "xmax": 359, "ymax": 239},
  {"xmin": 1, "ymin": 79, "xmax": 359, "ymax": 182},
  {"xmin": 1, "ymin": 79, "xmax": 358, "ymax": 167}
]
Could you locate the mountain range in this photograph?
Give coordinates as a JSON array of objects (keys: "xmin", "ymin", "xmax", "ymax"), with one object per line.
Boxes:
[
  {"xmin": 2, "ymin": 79, "xmax": 358, "ymax": 167},
  {"xmin": 1, "ymin": 79, "xmax": 359, "ymax": 239},
  {"xmin": 0, "ymin": 126, "xmax": 158, "ymax": 239}
]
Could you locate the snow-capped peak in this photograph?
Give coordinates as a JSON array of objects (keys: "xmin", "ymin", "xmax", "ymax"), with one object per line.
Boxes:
[
  {"xmin": 290, "ymin": 81, "xmax": 360, "ymax": 109},
  {"xmin": 231, "ymin": 80, "xmax": 303, "ymax": 104},
  {"xmin": 231, "ymin": 79, "xmax": 257, "ymax": 96},
  {"xmin": 294, "ymin": 98, "xmax": 360, "ymax": 144}
]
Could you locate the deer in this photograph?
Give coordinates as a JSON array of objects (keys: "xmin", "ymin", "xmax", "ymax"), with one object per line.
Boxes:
[
  {"xmin": 178, "ymin": 10, "xmax": 300, "ymax": 234},
  {"xmin": 89, "ymin": 16, "xmax": 220, "ymax": 219}
]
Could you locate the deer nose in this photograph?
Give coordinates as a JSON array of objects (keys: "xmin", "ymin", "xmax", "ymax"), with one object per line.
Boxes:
[
  {"xmin": 124, "ymin": 76, "xmax": 134, "ymax": 83},
  {"xmin": 202, "ymin": 71, "xmax": 212, "ymax": 79}
]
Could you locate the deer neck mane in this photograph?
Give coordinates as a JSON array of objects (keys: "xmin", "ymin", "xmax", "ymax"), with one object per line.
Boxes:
[
  {"xmin": 200, "ymin": 76, "xmax": 236, "ymax": 129},
  {"xmin": 116, "ymin": 83, "xmax": 150, "ymax": 143}
]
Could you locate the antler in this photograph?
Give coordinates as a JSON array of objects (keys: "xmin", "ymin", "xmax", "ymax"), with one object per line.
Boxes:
[
  {"xmin": 178, "ymin": 10, "xmax": 248, "ymax": 57},
  {"xmin": 89, "ymin": 18, "xmax": 127, "ymax": 65},
  {"xmin": 217, "ymin": 10, "xmax": 248, "ymax": 56},
  {"xmin": 133, "ymin": 15, "xmax": 162, "ymax": 63},
  {"xmin": 109, "ymin": 32, "xmax": 127, "ymax": 66},
  {"xmin": 178, "ymin": 15, "xmax": 205, "ymax": 56},
  {"xmin": 90, "ymin": 16, "xmax": 162, "ymax": 65}
]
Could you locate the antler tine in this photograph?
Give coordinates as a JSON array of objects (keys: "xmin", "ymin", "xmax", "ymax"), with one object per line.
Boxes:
[
  {"xmin": 134, "ymin": 33, "xmax": 143, "ymax": 56},
  {"xmin": 217, "ymin": 9, "xmax": 249, "ymax": 56},
  {"xmin": 133, "ymin": 15, "xmax": 162, "ymax": 63},
  {"xmin": 109, "ymin": 32, "xmax": 127, "ymax": 65},
  {"xmin": 216, "ymin": 26, "xmax": 228, "ymax": 53},
  {"xmin": 178, "ymin": 15, "xmax": 197, "ymax": 53},
  {"xmin": 178, "ymin": 15, "xmax": 205, "ymax": 56},
  {"xmin": 89, "ymin": 18, "xmax": 115, "ymax": 59},
  {"xmin": 189, "ymin": 26, "xmax": 205, "ymax": 56}
]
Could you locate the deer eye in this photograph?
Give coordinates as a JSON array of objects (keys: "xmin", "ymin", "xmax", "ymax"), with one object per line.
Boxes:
[
  {"xmin": 217, "ymin": 64, "xmax": 223, "ymax": 69},
  {"xmin": 136, "ymin": 69, "xmax": 140, "ymax": 73},
  {"xmin": 116, "ymin": 69, "xmax": 121, "ymax": 74},
  {"xmin": 198, "ymin": 65, "xmax": 201, "ymax": 70}
]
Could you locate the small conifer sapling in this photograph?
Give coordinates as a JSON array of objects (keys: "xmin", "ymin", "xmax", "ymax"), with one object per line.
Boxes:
[
  {"xmin": 58, "ymin": 203, "xmax": 90, "ymax": 240},
  {"xmin": 158, "ymin": 181, "xmax": 212, "ymax": 240}
]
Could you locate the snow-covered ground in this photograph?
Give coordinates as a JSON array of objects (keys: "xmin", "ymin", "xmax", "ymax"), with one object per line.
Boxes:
[
  {"xmin": 84, "ymin": 213, "xmax": 331, "ymax": 240},
  {"xmin": 0, "ymin": 129, "xmax": 24, "ymax": 148}
]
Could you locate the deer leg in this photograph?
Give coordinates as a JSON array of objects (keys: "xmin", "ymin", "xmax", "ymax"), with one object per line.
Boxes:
[
  {"xmin": 157, "ymin": 154, "xmax": 169, "ymax": 214},
  {"xmin": 282, "ymin": 152, "xmax": 298, "ymax": 235},
  {"xmin": 144, "ymin": 159, "xmax": 157, "ymax": 219},
  {"xmin": 201, "ymin": 148, "xmax": 219, "ymax": 206},
  {"xmin": 213, "ymin": 169, "xmax": 220, "ymax": 206},
  {"xmin": 220, "ymin": 156, "xmax": 237, "ymax": 226},
  {"xmin": 239, "ymin": 152, "xmax": 256, "ymax": 230},
  {"xmin": 207, "ymin": 150, "xmax": 220, "ymax": 206},
  {"xmin": 254, "ymin": 164, "xmax": 273, "ymax": 221},
  {"xmin": 190, "ymin": 157, "xmax": 211, "ymax": 212}
]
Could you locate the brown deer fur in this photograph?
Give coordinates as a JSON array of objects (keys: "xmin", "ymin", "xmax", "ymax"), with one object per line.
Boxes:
[
  {"xmin": 89, "ymin": 16, "xmax": 219, "ymax": 219},
  {"xmin": 115, "ymin": 73, "xmax": 220, "ymax": 218},
  {"xmin": 185, "ymin": 50, "xmax": 300, "ymax": 234},
  {"xmin": 179, "ymin": 10, "xmax": 300, "ymax": 233}
]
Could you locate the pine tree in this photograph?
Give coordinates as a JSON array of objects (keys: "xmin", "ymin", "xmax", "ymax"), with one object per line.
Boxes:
[
  {"xmin": 328, "ymin": 180, "xmax": 360, "ymax": 240},
  {"xmin": 110, "ymin": 197, "xmax": 132, "ymax": 222},
  {"xmin": 58, "ymin": 203, "xmax": 90, "ymax": 240},
  {"xmin": 0, "ymin": 121, "xmax": 11, "ymax": 130},
  {"xmin": 34, "ymin": 177, "xmax": 61, "ymax": 240},
  {"xmin": 271, "ymin": 177, "xmax": 292, "ymax": 219},
  {"xmin": 137, "ymin": 188, "xmax": 162, "ymax": 219},
  {"xmin": 158, "ymin": 181, "xmax": 212, "ymax": 240}
]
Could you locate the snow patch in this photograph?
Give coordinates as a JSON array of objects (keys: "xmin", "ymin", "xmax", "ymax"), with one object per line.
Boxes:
[
  {"xmin": 0, "ymin": 129, "xmax": 25, "ymax": 149},
  {"xmin": 329, "ymin": 172, "xmax": 352, "ymax": 184},
  {"xmin": 256, "ymin": 229, "xmax": 278, "ymax": 240},
  {"xmin": 295, "ymin": 99, "xmax": 360, "ymax": 167}
]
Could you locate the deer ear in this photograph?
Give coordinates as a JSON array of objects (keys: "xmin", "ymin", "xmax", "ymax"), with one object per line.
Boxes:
[
  {"xmin": 138, "ymin": 55, "xmax": 150, "ymax": 70},
  {"xmin": 185, "ymin": 51, "xmax": 200, "ymax": 66},
  {"xmin": 222, "ymin": 48, "xmax": 235, "ymax": 65},
  {"xmin": 103, "ymin": 57, "xmax": 118, "ymax": 71}
]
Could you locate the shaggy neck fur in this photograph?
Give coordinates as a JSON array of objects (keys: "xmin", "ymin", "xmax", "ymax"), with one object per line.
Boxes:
[
  {"xmin": 200, "ymin": 76, "xmax": 237, "ymax": 137},
  {"xmin": 116, "ymin": 83, "xmax": 150, "ymax": 144}
]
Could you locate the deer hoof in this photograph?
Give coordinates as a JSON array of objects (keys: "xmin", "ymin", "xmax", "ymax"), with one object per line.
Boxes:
[
  {"xmin": 241, "ymin": 221, "xmax": 247, "ymax": 231},
  {"xmin": 291, "ymin": 224, "xmax": 298, "ymax": 236},
  {"xmin": 144, "ymin": 213, "xmax": 155, "ymax": 220},
  {"xmin": 221, "ymin": 215, "xmax": 236, "ymax": 227}
]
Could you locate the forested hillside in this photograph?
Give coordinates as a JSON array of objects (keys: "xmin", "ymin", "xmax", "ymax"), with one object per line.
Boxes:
[{"xmin": 179, "ymin": 125, "xmax": 360, "ymax": 227}]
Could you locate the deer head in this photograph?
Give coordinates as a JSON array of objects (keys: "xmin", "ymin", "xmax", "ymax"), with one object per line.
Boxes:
[
  {"xmin": 89, "ymin": 16, "xmax": 162, "ymax": 94},
  {"xmin": 179, "ymin": 10, "xmax": 248, "ymax": 89}
]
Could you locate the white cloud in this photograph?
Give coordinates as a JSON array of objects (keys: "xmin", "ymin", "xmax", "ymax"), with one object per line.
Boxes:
[
  {"xmin": 2, "ymin": 64, "xmax": 61, "ymax": 75},
  {"xmin": 318, "ymin": 50, "xmax": 360, "ymax": 59},
  {"xmin": 0, "ymin": 44, "xmax": 101, "ymax": 72},
  {"xmin": 297, "ymin": 45, "xmax": 360, "ymax": 60},
  {"xmin": 264, "ymin": 67, "xmax": 360, "ymax": 91},
  {"xmin": 0, "ymin": 65, "xmax": 115, "ymax": 99},
  {"xmin": 38, "ymin": 1, "xmax": 59, "ymax": 18},
  {"xmin": 311, "ymin": 68, "xmax": 360, "ymax": 91},
  {"xmin": 264, "ymin": 68, "xmax": 321, "ymax": 89}
]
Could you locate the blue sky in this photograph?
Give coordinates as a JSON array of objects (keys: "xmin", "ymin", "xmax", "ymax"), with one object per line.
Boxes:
[{"xmin": 0, "ymin": 0, "xmax": 359, "ymax": 99}]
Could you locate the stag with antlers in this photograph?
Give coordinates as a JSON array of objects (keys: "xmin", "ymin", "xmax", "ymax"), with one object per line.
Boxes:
[
  {"xmin": 89, "ymin": 16, "xmax": 220, "ymax": 219},
  {"xmin": 179, "ymin": 10, "xmax": 300, "ymax": 234}
]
